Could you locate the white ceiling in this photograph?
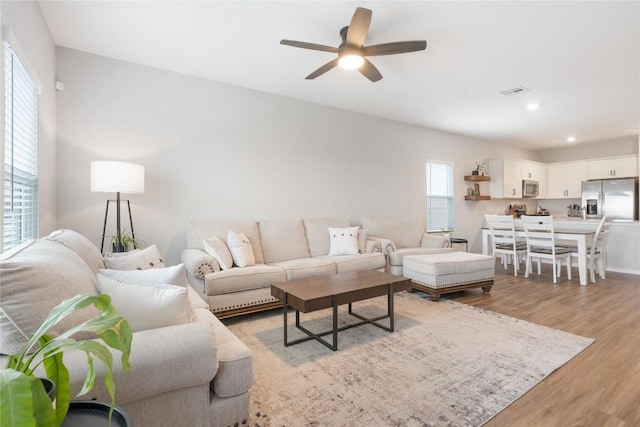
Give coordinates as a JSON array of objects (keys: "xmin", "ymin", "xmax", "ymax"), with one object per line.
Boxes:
[{"xmin": 38, "ymin": 1, "xmax": 640, "ymax": 150}]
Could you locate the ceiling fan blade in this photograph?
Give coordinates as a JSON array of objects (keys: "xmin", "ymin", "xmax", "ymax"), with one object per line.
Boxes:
[
  {"xmin": 280, "ymin": 39, "xmax": 338, "ymax": 53},
  {"xmin": 359, "ymin": 59, "xmax": 383, "ymax": 82},
  {"xmin": 305, "ymin": 58, "xmax": 340, "ymax": 79},
  {"xmin": 363, "ymin": 41, "xmax": 427, "ymax": 57},
  {"xmin": 346, "ymin": 7, "xmax": 372, "ymax": 46}
]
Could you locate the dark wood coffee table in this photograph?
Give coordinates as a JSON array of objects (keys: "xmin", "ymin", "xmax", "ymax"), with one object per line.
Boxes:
[{"xmin": 270, "ymin": 270, "xmax": 411, "ymax": 351}]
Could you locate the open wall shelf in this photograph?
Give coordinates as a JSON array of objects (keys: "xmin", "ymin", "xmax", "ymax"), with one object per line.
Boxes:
[{"xmin": 464, "ymin": 175, "xmax": 491, "ymax": 200}]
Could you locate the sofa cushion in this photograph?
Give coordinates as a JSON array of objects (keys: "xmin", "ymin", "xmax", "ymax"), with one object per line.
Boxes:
[
  {"xmin": 227, "ymin": 231, "xmax": 256, "ymax": 268},
  {"xmin": 103, "ymin": 244, "xmax": 165, "ymax": 270},
  {"xmin": 303, "ymin": 218, "xmax": 351, "ymax": 257},
  {"xmin": 186, "ymin": 219, "xmax": 264, "ymax": 264},
  {"xmin": 97, "ymin": 274, "xmax": 191, "ymax": 332},
  {"xmin": 204, "ymin": 264, "xmax": 286, "ymax": 295},
  {"xmin": 259, "ymin": 219, "xmax": 310, "ymax": 263},
  {"xmin": 315, "ymin": 253, "xmax": 386, "ymax": 273},
  {"xmin": 328, "ymin": 226, "xmax": 360, "ymax": 256},
  {"xmin": 389, "ymin": 247, "xmax": 456, "ymax": 266},
  {"xmin": 203, "ymin": 236, "xmax": 233, "ymax": 270},
  {"xmin": 46, "ymin": 229, "xmax": 105, "ymax": 273},
  {"xmin": 268, "ymin": 257, "xmax": 336, "ymax": 281},
  {"xmin": 361, "ymin": 216, "xmax": 425, "ymax": 249},
  {"xmin": 0, "ymin": 239, "xmax": 99, "ymax": 355}
]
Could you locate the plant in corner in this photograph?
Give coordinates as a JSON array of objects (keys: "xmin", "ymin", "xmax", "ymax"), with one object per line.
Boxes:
[
  {"xmin": 111, "ymin": 228, "xmax": 145, "ymax": 253},
  {"xmin": 0, "ymin": 294, "xmax": 133, "ymax": 427}
]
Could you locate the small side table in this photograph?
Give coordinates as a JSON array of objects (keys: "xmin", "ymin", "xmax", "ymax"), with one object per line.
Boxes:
[{"xmin": 449, "ymin": 237, "xmax": 468, "ymax": 252}]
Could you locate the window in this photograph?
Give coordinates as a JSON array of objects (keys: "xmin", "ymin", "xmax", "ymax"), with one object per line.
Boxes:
[
  {"xmin": 3, "ymin": 41, "xmax": 39, "ymax": 251},
  {"xmin": 426, "ymin": 161, "xmax": 453, "ymax": 232}
]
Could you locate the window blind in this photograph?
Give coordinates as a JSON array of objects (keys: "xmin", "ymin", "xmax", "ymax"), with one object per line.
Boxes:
[
  {"xmin": 3, "ymin": 41, "xmax": 39, "ymax": 250},
  {"xmin": 426, "ymin": 161, "xmax": 453, "ymax": 232}
]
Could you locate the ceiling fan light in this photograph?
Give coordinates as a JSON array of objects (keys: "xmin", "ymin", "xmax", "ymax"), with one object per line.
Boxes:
[{"xmin": 338, "ymin": 54, "xmax": 364, "ymax": 70}]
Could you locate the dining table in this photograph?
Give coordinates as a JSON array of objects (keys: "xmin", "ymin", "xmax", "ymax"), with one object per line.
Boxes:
[{"xmin": 481, "ymin": 226, "xmax": 597, "ymax": 286}]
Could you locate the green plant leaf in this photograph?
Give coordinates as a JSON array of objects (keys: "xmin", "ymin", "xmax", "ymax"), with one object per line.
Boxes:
[
  {"xmin": 40, "ymin": 336, "xmax": 71, "ymax": 427},
  {"xmin": 0, "ymin": 369, "xmax": 55, "ymax": 427}
]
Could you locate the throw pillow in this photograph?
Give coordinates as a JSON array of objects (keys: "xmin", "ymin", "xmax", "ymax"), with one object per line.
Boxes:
[
  {"xmin": 103, "ymin": 244, "xmax": 165, "ymax": 270},
  {"xmin": 227, "ymin": 230, "xmax": 255, "ymax": 267},
  {"xmin": 203, "ymin": 236, "xmax": 233, "ymax": 270},
  {"xmin": 328, "ymin": 227, "xmax": 359, "ymax": 256},
  {"xmin": 96, "ymin": 274, "xmax": 190, "ymax": 332},
  {"xmin": 99, "ymin": 263, "xmax": 188, "ymax": 287}
]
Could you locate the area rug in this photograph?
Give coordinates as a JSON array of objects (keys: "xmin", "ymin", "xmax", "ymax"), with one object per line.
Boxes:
[{"xmin": 225, "ymin": 291, "xmax": 594, "ymax": 426}]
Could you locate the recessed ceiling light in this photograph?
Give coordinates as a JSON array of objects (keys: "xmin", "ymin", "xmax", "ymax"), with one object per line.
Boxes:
[
  {"xmin": 567, "ymin": 136, "xmax": 576, "ymax": 143},
  {"xmin": 526, "ymin": 103, "xmax": 539, "ymax": 111}
]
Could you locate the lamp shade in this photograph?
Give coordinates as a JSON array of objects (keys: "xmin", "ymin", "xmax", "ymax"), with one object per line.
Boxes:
[{"xmin": 91, "ymin": 161, "xmax": 145, "ymax": 194}]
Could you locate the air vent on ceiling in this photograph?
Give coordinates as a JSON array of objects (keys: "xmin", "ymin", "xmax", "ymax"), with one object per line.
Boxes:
[{"xmin": 500, "ymin": 86, "xmax": 530, "ymax": 96}]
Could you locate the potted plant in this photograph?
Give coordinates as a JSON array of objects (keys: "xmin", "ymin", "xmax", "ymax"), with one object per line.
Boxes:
[
  {"xmin": 472, "ymin": 161, "xmax": 486, "ymax": 176},
  {"xmin": 0, "ymin": 294, "xmax": 132, "ymax": 427},
  {"xmin": 111, "ymin": 229, "xmax": 145, "ymax": 253}
]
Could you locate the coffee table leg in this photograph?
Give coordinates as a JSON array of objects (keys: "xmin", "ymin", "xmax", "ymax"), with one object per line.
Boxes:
[
  {"xmin": 332, "ymin": 295, "xmax": 338, "ymax": 351},
  {"xmin": 388, "ymin": 284, "xmax": 395, "ymax": 332},
  {"xmin": 283, "ymin": 292, "xmax": 289, "ymax": 347}
]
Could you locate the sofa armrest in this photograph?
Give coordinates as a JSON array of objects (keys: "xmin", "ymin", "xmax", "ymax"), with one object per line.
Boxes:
[
  {"xmin": 365, "ymin": 239, "xmax": 382, "ymax": 253},
  {"xmin": 57, "ymin": 321, "xmax": 218, "ymax": 405},
  {"xmin": 182, "ymin": 248, "xmax": 220, "ymax": 280},
  {"xmin": 367, "ymin": 236, "xmax": 397, "ymax": 258},
  {"xmin": 420, "ymin": 234, "xmax": 451, "ymax": 249}
]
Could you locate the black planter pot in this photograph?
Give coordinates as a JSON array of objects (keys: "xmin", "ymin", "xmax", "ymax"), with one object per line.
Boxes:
[
  {"xmin": 472, "ymin": 170, "xmax": 479, "ymax": 176},
  {"xmin": 40, "ymin": 378, "xmax": 55, "ymax": 401}
]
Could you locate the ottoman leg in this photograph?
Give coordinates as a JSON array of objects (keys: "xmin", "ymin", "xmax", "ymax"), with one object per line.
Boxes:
[{"xmin": 429, "ymin": 292, "xmax": 442, "ymax": 302}]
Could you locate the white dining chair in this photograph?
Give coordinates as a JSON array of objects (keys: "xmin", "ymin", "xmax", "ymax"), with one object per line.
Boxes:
[
  {"xmin": 485, "ymin": 214, "xmax": 527, "ymax": 276},
  {"xmin": 570, "ymin": 216, "xmax": 610, "ymax": 283},
  {"xmin": 521, "ymin": 215, "xmax": 572, "ymax": 284}
]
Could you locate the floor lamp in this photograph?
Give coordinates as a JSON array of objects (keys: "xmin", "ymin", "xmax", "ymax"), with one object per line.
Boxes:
[{"xmin": 91, "ymin": 161, "xmax": 145, "ymax": 253}]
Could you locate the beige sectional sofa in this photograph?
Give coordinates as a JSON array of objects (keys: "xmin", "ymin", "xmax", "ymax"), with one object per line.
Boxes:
[
  {"xmin": 361, "ymin": 216, "xmax": 454, "ymax": 275},
  {"xmin": 0, "ymin": 230, "xmax": 252, "ymax": 427},
  {"xmin": 181, "ymin": 218, "xmax": 386, "ymax": 318}
]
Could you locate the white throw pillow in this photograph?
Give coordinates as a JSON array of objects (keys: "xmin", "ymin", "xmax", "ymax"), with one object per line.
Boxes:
[
  {"xmin": 96, "ymin": 274, "xmax": 190, "ymax": 332},
  {"xmin": 329, "ymin": 227, "xmax": 360, "ymax": 256},
  {"xmin": 203, "ymin": 236, "xmax": 233, "ymax": 270},
  {"xmin": 103, "ymin": 244, "xmax": 165, "ymax": 270},
  {"xmin": 99, "ymin": 263, "xmax": 188, "ymax": 287},
  {"xmin": 227, "ymin": 230, "xmax": 255, "ymax": 267}
]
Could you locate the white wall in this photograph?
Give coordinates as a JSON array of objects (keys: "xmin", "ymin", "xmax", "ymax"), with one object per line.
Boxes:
[
  {"xmin": 0, "ymin": 1, "xmax": 57, "ymax": 242},
  {"xmin": 535, "ymin": 135, "xmax": 638, "ymax": 163},
  {"xmin": 56, "ymin": 48, "xmax": 537, "ymax": 263}
]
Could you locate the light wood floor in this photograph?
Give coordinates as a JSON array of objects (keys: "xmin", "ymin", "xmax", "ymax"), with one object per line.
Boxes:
[{"xmin": 450, "ymin": 260, "xmax": 640, "ymax": 427}]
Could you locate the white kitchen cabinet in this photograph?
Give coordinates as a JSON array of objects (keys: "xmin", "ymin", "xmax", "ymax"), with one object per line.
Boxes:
[
  {"xmin": 522, "ymin": 161, "xmax": 547, "ymax": 198},
  {"xmin": 489, "ymin": 159, "xmax": 522, "ymax": 198},
  {"xmin": 547, "ymin": 161, "xmax": 587, "ymax": 199},
  {"xmin": 587, "ymin": 155, "xmax": 639, "ymax": 179}
]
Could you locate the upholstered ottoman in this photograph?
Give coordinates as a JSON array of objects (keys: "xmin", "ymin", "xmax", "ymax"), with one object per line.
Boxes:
[{"xmin": 403, "ymin": 252, "xmax": 495, "ymax": 301}]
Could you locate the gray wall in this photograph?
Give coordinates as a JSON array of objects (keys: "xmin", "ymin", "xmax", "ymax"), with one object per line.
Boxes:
[
  {"xmin": 55, "ymin": 48, "xmax": 534, "ymax": 263},
  {"xmin": 0, "ymin": 1, "xmax": 57, "ymax": 246}
]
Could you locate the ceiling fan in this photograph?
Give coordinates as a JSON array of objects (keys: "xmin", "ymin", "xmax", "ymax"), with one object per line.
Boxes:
[{"xmin": 280, "ymin": 7, "xmax": 426, "ymax": 82}]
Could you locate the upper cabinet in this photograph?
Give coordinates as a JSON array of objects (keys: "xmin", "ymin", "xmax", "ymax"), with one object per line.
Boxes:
[
  {"xmin": 489, "ymin": 159, "xmax": 522, "ymax": 198},
  {"xmin": 547, "ymin": 161, "xmax": 587, "ymax": 199},
  {"xmin": 488, "ymin": 159, "xmax": 547, "ymax": 198},
  {"xmin": 586, "ymin": 155, "xmax": 639, "ymax": 180}
]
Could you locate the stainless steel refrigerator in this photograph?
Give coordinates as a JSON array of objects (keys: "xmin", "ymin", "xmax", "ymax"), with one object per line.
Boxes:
[{"xmin": 581, "ymin": 179, "xmax": 639, "ymax": 221}]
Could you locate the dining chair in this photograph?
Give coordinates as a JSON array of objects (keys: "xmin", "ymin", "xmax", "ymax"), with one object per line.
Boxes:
[
  {"xmin": 485, "ymin": 214, "xmax": 527, "ymax": 276},
  {"xmin": 570, "ymin": 216, "xmax": 610, "ymax": 283},
  {"xmin": 521, "ymin": 215, "xmax": 572, "ymax": 284}
]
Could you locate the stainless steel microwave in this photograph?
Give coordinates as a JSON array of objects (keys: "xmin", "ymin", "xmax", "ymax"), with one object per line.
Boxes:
[{"xmin": 522, "ymin": 180, "xmax": 539, "ymax": 198}]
